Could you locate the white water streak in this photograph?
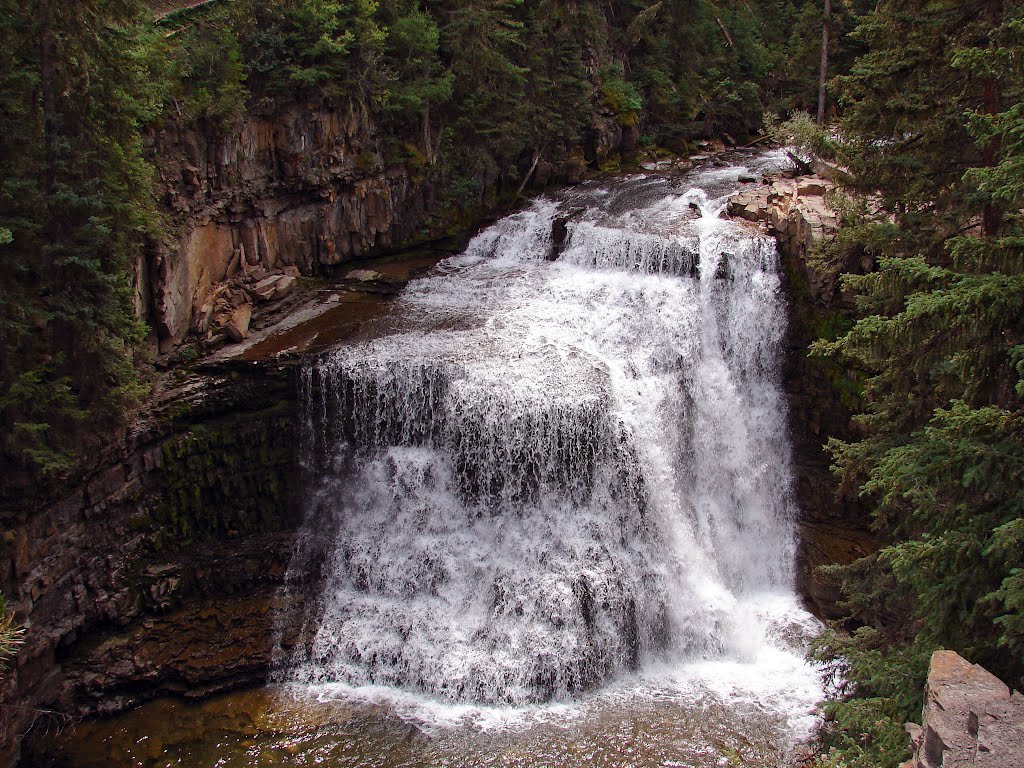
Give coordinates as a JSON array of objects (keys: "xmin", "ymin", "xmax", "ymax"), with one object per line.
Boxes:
[{"xmin": 282, "ymin": 157, "xmax": 815, "ymax": 727}]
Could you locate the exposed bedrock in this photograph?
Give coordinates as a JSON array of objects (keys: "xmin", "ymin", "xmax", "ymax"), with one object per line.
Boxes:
[
  {"xmin": 140, "ymin": 104, "xmax": 630, "ymax": 353},
  {"xmin": 904, "ymin": 651, "xmax": 1024, "ymax": 768},
  {"xmin": 0, "ymin": 362, "xmax": 303, "ymax": 766},
  {"xmin": 143, "ymin": 105, "xmax": 439, "ymax": 351}
]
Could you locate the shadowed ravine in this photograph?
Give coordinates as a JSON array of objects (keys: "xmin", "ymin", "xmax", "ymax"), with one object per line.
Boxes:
[{"xmin": 51, "ymin": 153, "xmax": 826, "ymax": 767}]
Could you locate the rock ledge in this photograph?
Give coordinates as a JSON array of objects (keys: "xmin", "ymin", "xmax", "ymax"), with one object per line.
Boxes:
[{"xmin": 904, "ymin": 650, "xmax": 1024, "ymax": 768}]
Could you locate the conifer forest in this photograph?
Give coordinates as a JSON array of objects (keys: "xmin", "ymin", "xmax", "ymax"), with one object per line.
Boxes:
[{"xmin": 0, "ymin": 1, "xmax": 1022, "ymax": 767}]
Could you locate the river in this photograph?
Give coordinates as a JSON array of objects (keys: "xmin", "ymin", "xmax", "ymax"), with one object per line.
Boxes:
[{"xmin": 50, "ymin": 151, "xmax": 825, "ymax": 768}]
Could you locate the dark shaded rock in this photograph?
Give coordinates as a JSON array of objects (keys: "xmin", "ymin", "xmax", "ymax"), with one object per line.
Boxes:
[
  {"xmin": 0, "ymin": 363, "xmax": 301, "ymax": 766},
  {"xmin": 549, "ymin": 217, "xmax": 571, "ymax": 261}
]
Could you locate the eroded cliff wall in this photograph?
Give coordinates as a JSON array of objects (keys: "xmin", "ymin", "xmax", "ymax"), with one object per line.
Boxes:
[
  {"xmin": 144, "ymin": 105, "xmax": 438, "ymax": 350},
  {"xmin": 0, "ymin": 363, "xmax": 302, "ymax": 766}
]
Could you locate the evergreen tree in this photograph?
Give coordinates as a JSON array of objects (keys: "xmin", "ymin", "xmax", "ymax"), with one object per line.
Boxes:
[
  {"xmin": 811, "ymin": 3, "xmax": 1024, "ymax": 765},
  {"xmin": 0, "ymin": 0, "xmax": 166, "ymax": 475}
]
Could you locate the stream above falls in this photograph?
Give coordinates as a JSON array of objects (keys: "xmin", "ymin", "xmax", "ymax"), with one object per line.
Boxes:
[{"xmin": 46, "ymin": 150, "xmax": 827, "ymax": 768}]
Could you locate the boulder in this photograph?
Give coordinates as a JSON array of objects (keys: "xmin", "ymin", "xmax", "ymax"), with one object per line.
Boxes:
[
  {"xmin": 252, "ymin": 275, "xmax": 283, "ymax": 301},
  {"xmin": 272, "ymin": 274, "xmax": 296, "ymax": 299},
  {"xmin": 225, "ymin": 304, "xmax": 252, "ymax": 343},
  {"xmin": 904, "ymin": 651, "xmax": 1024, "ymax": 768},
  {"xmin": 797, "ymin": 180, "xmax": 828, "ymax": 198},
  {"xmin": 346, "ymin": 269, "xmax": 385, "ymax": 282},
  {"xmin": 193, "ymin": 302, "xmax": 215, "ymax": 335}
]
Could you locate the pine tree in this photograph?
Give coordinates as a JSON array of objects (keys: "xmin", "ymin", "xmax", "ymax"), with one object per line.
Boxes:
[
  {"xmin": 811, "ymin": 3, "xmax": 1024, "ymax": 765},
  {"xmin": 0, "ymin": 0, "xmax": 166, "ymax": 476}
]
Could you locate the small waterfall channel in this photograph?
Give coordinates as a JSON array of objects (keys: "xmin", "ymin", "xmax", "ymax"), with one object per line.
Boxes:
[{"xmin": 266, "ymin": 152, "xmax": 825, "ymax": 763}]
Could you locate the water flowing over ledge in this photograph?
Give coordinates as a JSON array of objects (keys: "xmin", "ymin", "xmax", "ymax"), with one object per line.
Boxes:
[{"xmin": 273, "ymin": 153, "xmax": 825, "ymax": 755}]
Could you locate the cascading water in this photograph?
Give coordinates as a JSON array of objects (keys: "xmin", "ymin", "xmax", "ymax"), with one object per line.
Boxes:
[{"xmin": 278, "ymin": 153, "xmax": 823, "ymax": 759}]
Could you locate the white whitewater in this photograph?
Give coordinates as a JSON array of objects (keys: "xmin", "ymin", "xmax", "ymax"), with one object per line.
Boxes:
[{"xmin": 282, "ymin": 153, "xmax": 822, "ymax": 747}]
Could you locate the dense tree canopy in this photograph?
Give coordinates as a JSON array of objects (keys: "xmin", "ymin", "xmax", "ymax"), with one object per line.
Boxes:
[
  {"xmin": 0, "ymin": 0, "xmax": 161, "ymax": 474},
  {"xmin": 810, "ymin": 2, "xmax": 1024, "ymax": 765},
  {"xmin": 0, "ymin": 0, "xmax": 838, "ymax": 478}
]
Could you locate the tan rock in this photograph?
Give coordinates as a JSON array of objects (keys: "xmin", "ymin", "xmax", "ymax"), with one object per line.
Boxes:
[
  {"xmin": 225, "ymin": 303, "xmax": 252, "ymax": 342},
  {"xmin": 252, "ymin": 275, "xmax": 282, "ymax": 301},
  {"xmin": 346, "ymin": 269, "xmax": 385, "ymax": 282},
  {"xmin": 194, "ymin": 302, "xmax": 215, "ymax": 334},
  {"xmin": 272, "ymin": 274, "xmax": 296, "ymax": 299},
  {"xmin": 797, "ymin": 180, "xmax": 829, "ymax": 197},
  {"xmin": 905, "ymin": 651, "xmax": 1024, "ymax": 768}
]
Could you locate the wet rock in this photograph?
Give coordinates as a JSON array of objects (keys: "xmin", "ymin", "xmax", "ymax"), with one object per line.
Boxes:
[
  {"xmin": 549, "ymin": 217, "xmax": 570, "ymax": 261},
  {"xmin": 0, "ymin": 365, "xmax": 300, "ymax": 764},
  {"xmin": 226, "ymin": 303, "xmax": 252, "ymax": 342},
  {"xmin": 346, "ymin": 269, "xmax": 385, "ymax": 282}
]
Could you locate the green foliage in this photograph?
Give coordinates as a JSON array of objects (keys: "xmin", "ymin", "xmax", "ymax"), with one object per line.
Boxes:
[
  {"xmin": 0, "ymin": 0, "xmax": 163, "ymax": 474},
  {"xmin": 0, "ymin": 592, "xmax": 24, "ymax": 677},
  {"xmin": 766, "ymin": 110, "xmax": 837, "ymax": 160},
  {"xmin": 600, "ymin": 66, "xmax": 643, "ymax": 127},
  {"xmin": 812, "ymin": 628, "xmax": 931, "ymax": 767},
  {"xmin": 812, "ymin": 3, "xmax": 1024, "ymax": 765},
  {"xmin": 173, "ymin": 19, "xmax": 247, "ymax": 124},
  {"xmin": 380, "ymin": 4, "xmax": 452, "ymax": 128}
]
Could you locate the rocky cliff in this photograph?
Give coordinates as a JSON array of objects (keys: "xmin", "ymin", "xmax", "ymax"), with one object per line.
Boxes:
[
  {"xmin": 0, "ymin": 361, "xmax": 303, "ymax": 766},
  {"xmin": 903, "ymin": 651, "xmax": 1024, "ymax": 768},
  {"xmin": 142, "ymin": 104, "xmax": 440, "ymax": 352},
  {"xmin": 140, "ymin": 104, "xmax": 612, "ymax": 354}
]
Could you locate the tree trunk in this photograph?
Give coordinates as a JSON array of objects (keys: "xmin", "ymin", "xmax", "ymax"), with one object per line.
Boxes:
[
  {"xmin": 817, "ymin": 0, "xmax": 831, "ymax": 126},
  {"xmin": 421, "ymin": 105, "xmax": 432, "ymax": 164},
  {"xmin": 516, "ymin": 147, "xmax": 543, "ymax": 198}
]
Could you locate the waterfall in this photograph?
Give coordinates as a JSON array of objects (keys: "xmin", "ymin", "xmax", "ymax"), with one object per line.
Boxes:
[{"xmin": 281, "ymin": 157, "xmax": 811, "ymax": 715}]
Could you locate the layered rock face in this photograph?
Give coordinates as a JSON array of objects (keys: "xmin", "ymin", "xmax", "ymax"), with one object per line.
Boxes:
[
  {"xmin": 145, "ymin": 105, "xmax": 438, "ymax": 351},
  {"xmin": 0, "ymin": 363, "xmax": 302, "ymax": 766},
  {"xmin": 729, "ymin": 176, "xmax": 840, "ymax": 302},
  {"xmin": 904, "ymin": 651, "xmax": 1024, "ymax": 768},
  {"xmin": 142, "ymin": 105, "xmax": 632, "ymax": 354}
]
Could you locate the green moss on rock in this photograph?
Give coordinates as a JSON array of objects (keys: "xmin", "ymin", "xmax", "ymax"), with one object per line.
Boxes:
[{"xmin": 151, "ymin": 402, "xmax": 296, "ymax": 550}]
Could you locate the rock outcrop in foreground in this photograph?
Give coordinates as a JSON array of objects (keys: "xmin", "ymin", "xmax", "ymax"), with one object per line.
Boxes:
[{"xmin": 904, "ymin": 651, "xmax": 1024, "ymax": 768}]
